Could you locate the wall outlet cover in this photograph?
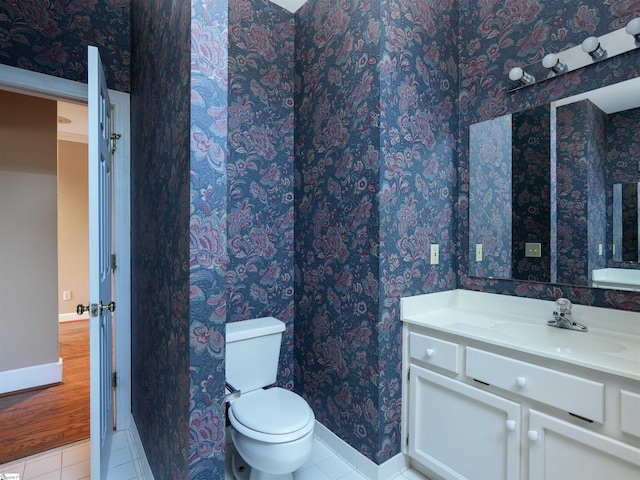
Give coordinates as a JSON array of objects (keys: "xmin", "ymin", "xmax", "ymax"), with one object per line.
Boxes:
[
  {"xmin": 430, "ymin": 244, "xmax": 439, "ymax": 265},
  {"xmin": 525, "ymin": 242, "xmax": 542, "ymax": 258}
]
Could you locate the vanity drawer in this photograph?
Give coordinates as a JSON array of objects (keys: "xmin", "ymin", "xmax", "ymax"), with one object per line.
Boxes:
[
  {"xmin": 409, "ymin": 332, "xmax": 459, "ymax": 374},
  {"xmin": 621, "ymin": 390, "xmax": 640, "ymax": 438},
  {"xmin": 466, "ymin": 347, "xmax": 605, "ymax": 423}
]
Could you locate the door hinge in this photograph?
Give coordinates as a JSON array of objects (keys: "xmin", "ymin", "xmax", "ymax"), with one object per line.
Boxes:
[
  {"xmin": 406, "ymin": 434, "xmax": 409, "ymax": 447},
  {"xmin": 112, "ymin": 372, "xmax": 117, "ymax": 389},
  {"xmin": 110, "ymin": 133, "xmax": 121, "ymax": 155},
  {"xmin": 407, "ymin": 367, "xmax": 410, "ymax": 381},
  {"xmin": 111, "ymin": 253, "xmax": 117, "ymax": 271}
]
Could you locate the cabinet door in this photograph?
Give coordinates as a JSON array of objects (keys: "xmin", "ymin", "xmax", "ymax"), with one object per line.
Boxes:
[
  {"xmin": 409, "ymin": 364, "xmax": 521, "ymax": 480},
  {"xmin": 529, "ymin": 410, "xmax": 640, "ymax": 480}
]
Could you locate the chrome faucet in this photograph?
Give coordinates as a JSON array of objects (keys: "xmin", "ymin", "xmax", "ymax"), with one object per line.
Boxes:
[{"xmin": 547, "ymin": 298, "xmax": 588, "ymax": 332}]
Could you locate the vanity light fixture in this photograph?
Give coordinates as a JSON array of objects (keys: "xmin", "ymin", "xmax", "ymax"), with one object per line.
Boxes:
[
  {"xmin": 509, "ymin": 67, "xmax": 535, "ymax": 86},
  {"xmin": 581, "ymin": 36, "xmax": 607, "ymax": 60},
  {"xmin": 542, "ymin": 53, "xmax": 567, "ymax": 74},
  {"xmin": 627, "ymin": 17, "xmax": 640, "ymax": 42}
]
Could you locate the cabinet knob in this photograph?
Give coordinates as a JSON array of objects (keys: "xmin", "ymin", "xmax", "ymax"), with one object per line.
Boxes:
[
  {"xmin": 505, "ymin": 420, "xmax": 516, "ymax": 431},
  {"xmin": 516, "ymin": 376, "xmax": 527, "ymax": 388},
  {"xmin": 528, "ymin": 430, "xmax": 538, "ymax": 442},
  {"xmin": 425, "ymin": 348, "xmax": 434, "ymax": 358}
]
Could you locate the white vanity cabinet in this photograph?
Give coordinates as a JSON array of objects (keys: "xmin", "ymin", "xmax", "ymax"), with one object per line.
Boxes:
[{"xmin": 402, "ymin": 323, "xmax": 640, "ymax": 480}]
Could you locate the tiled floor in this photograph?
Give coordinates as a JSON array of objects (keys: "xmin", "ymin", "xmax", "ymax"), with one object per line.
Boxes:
[
  {"xmin": 225, "ymin": 438, "xmax": 429, "ymax": 480},
  {"xmin": 0, "ymin": 430, "xmax": 143, "ymax": 480},
  {"xmin": 2, "ymin": 433, "xmax": 429, "ymax": 480}
]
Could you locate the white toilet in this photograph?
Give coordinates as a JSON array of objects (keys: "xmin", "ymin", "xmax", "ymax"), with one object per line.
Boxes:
[{"xmin": 226, "ymin": 317, "xmax": 315, "ymax": 480}]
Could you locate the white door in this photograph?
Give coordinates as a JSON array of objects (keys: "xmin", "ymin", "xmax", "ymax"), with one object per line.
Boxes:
[
  {"xmin": 88, "ymin": 45, "xmax": 114, "ymax": 479},
  {"xmin": 409, "ymin": 365, "xmax": 521, "ymax": 480},
  {"xmin": 528, "ymin": 410, "xmax": 640, "ymax": 479}
]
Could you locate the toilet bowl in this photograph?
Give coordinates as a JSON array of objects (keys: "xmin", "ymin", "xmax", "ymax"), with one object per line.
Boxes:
[
  {"xmin": 226, "ymin": 318, "xmax": 315, "ymax": 480},
  {"xmin": 229, "ymin": 387, "xmax": 314, "ymax": 479}
]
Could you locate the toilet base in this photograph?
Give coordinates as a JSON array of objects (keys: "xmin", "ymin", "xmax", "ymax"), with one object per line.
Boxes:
[{"xmin": 232, "ymin": 451, "xmax": 292, "ymax": 480}]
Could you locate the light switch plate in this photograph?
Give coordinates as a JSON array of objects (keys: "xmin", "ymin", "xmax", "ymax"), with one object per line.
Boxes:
[
  {"xmin": 525, "ymin": 242, "xmax": 542, "ymax": 258},
  {"xmin": 430, "ymin": 244, "xmax": 439, "ymax": 265},
  {"xmin": 475, "ymin": 243, "xmax": 483, "ymax": 262}
]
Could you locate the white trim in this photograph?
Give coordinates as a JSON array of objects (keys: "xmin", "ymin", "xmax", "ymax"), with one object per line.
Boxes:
[
  {"xmin": 128, "ymin": 415, "xmax": 155, "ymax": 480},
  {"xmin": 313, "ymin": 422, "xmax": 410, "ymax": 480},
  {"xmin": 0, "ymin": 358, "xmax": 63, "ymax": 395},
  {"xmin": 59, "ymin": 313, "xmax": 90, "ymax": 322},
  {"xmin": 0, "ymin": 63, "xmax": 132, "ymax": 431}
]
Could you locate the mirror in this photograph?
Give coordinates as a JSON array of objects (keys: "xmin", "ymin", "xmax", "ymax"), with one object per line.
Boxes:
[{"xmin": 469, "ymin": 77, "xmax": 640, "ymax": 290}]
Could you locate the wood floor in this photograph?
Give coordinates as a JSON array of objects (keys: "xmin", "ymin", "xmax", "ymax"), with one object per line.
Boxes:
[{"xmin": 0, "ymin": 320, "xmax": 90, "ymax": 464}]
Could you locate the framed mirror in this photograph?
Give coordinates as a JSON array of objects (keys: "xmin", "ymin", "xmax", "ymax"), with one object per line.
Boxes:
[{"xmin": 469, "ymin": 77, "xmax": 640, "ymax": 291}]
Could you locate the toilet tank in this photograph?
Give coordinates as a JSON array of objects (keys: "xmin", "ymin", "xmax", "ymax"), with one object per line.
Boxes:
[{"xmin": 226, "ymin": 317, "xmax": 285, "ymax": 393}]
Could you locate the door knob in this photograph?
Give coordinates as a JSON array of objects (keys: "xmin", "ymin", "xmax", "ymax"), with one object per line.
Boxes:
[
  {"xmin": 100, "ymin": 301, "xmax": 116, "ymax": 313},
  {"xmin": 77, "ymin": 304, "xmax": 89, "ymax": 315}
]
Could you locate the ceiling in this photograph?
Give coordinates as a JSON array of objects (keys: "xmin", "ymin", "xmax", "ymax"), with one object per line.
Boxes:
[
  {"xmin": 270, "ymin": 0, "xmax": 307, "ymax": 12},
  {"xmin": 57, "ymin": 101, "xmax": 87, "ymax": 143}
]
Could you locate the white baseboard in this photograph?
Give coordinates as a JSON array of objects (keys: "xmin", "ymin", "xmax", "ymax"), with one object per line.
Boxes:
[
  {"xmin": 128, "ymin": 415, "xmax": 155, "ymax": 480},
  {"xmin": 59, "ymin": 312, "xmax": 89, "ymax": 322},
  {"xmin": 0, "ymin": 358, "xmax": 63, "ymax": 395},
  {"xmin": 313, "ymin": 421, "xmax": 410, "ymax": 480}
]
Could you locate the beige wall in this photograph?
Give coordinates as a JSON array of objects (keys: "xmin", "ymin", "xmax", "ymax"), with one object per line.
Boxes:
[
  {"xmin": 0, "ymin": 91, "xmax": 59, "ymax": 372},
  {"xmin": 57, "ymin": 140, "xmax": 89, "ymax": 315}
]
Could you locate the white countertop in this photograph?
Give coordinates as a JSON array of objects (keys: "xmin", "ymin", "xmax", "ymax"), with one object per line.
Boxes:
[{"xmin": 401, "ymin": 290, "xmax": 640, "ymax": 381}]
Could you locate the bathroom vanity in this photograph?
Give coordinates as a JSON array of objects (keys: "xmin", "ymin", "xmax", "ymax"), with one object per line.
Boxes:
[{"xmin": 400, "ymin": 290, "xmax": 640, "ymax": 480}]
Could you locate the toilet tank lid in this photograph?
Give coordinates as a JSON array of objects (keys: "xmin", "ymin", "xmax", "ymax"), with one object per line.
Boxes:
[{"xmin": 226, "ymin": 317, "xmax": 285, "ymax": 343}]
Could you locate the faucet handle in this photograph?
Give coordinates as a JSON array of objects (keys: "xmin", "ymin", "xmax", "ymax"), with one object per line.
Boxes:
[{"xmin": 555, "ymin": 298, "xmax": 572, "ymax": 315}]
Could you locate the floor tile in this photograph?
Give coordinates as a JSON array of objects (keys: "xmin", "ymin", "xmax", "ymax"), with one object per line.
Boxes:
[
  {"xmin": 402, "ymin": 469, "xmax": 430, "ymax": 480},
  {"xmin": 0, "ymin": 460, "xmax": 25, "ymax": 477},
  {"xmin": 309, "ymin": 440, "xmax": 334, "ymax": 464},
  {"xmin": 293, "ymin": 464, "xmax": 332, "ymax": 479},
  {"xmin": 61, "ymin": 459, "xmax": 90, "ymax": 480},
  {"xmin": 106, "ymin": 459, "xmax": 137, "ymax": 480},
  {"xmin": 26, "ymin": 471, "xmax": 61, "ymax": 480},
  {"xmin": 62, "ymin": 442, "xmax": 90, "ymax": 468},
  {"xmin": 24, "ymin": 453, "xmax": 62, "ymax": 479},
  {"xmin": 338, "ymin": 471, "xmax": 367, "ymax": 480},
  {"xmin": 316, "ymin": 456, "xmax": 353, "ymax": 480}
]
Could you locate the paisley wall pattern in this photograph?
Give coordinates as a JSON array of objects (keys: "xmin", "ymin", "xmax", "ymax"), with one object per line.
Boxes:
[
  {"xmin": 0, "ymin": 0, "xmax": 130, "ymax": 92},
  {"xmin": 295, "ymin": 0, "xmax": 458, "ymax": 463},
  {"xmin": 188, "ymin": 0, "xmax": 229, "ymax": 478},
  {"xmin": 130, "ymin": 1, "xmax": 191, "ymax": 478},
  {"xmin": 459, "ymin": 0, "xmax": 640, "ymax": 310},
  {"xmin": 227, "ymin": 0, "xmax": 296, "ymax": 388}
]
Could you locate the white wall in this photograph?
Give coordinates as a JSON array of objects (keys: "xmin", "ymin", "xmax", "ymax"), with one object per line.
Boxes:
[{"xmin": 0, "ymin": 91, "xmax": 59, "ymax": 376}]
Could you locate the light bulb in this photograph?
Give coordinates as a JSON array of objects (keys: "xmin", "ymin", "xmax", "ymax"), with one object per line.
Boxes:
[
  {"xmin": 626, "ymin": 17, "xmax": 640, "ymax": 42},
  {"xmin": 542, "ymin": 53, "xmax": 567, "ymax": 74},
  {"xmin": 509, "ymin": 67, "xmax": 535, "ymax": 86},
  {"xmin": 581, "ymin": 36, "xmax": 606, "ymax": 60}
]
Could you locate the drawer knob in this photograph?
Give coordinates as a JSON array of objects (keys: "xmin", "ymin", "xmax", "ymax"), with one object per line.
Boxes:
[
  {"xmin": 425, "ymin": 348, "xmax": 434, "ymax": 358},
  {"xmin": 516, "ymin": 376, "xmax": 527, "ymax": 388},
  {"xmin": 505, "ymin": 420, "xmax": 516, "ymax": 431},
  {"xmin": 528, "ymin": 430, "xmax": 538, "ymax": 442}
]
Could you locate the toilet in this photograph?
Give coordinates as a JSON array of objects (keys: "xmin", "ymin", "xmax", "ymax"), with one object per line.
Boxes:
[{"xmin": 226, "ymin": 317, "xmax": 315, "ymax": 480}]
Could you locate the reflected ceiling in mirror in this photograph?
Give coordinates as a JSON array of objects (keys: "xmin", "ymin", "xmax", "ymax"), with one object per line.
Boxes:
[{"xmin": 469, "ymin": 77, "xmax": 640, "ymax": 290}]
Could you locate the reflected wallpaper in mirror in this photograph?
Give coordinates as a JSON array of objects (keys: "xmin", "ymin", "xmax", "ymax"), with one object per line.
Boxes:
[{"xmin": 469, "ymin": 78, "xmax": 640, "ymax": 289}]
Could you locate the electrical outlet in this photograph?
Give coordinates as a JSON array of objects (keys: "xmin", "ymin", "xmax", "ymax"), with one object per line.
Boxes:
[
  {"xmin": 475, "ymin": 243, "xmax": 483, "ymax": 262},
  {"xmin": 63, "ymin": 290, "xmax": 72, "ymax": 301},
  {"xmin": 430, "ymin": 244, "xmax": 439, "ymax": 265},
  {"xmin": 525, "ymin": 242, "xmax": 542, "ymax": 258}
]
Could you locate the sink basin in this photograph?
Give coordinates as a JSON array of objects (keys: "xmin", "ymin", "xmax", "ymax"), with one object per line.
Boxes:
[{"xmin": 490, "ymin": 322, "xmax": 627, "ymax": 354}]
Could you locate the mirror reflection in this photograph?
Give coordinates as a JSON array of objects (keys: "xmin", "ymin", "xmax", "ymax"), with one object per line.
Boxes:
[{"xmin": 469, "ymin": 77, "xmax": 640, "ymax": 290}]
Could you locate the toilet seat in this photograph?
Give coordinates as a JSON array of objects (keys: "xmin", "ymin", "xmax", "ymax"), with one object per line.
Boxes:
[{"xmin": 229, "ymin": 387, "xmax": 314, "ymax": 444}]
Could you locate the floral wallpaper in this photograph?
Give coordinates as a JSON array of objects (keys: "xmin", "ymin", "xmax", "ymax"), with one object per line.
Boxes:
[
  {"xmin": 0, "ymin": 0, "xmax": 130, "ymax": 92},
  {"xmin": 511, "ymin": 105, "xmax": 552, "ymax": 282},
  {"xmin": 227, "ymin": 0, "xmax": 296, "ymax": 389},
  {"xmin": 188, "ymin": 0, "xmax": 229, "ymax": 478},
  {"xmin": 295, "ymin": 0, "xmax": 458, "ymax": 464},
  {"xmin": 459, "ymin": 0, "xmax": 640, "ymax": 310},
  {"xmin": 130, "ymin": 1, "xmax": 190, "ymax": 479},
  {"xmin": 469, "ymin": 115, "xmax": 513, "ymax": 279}
]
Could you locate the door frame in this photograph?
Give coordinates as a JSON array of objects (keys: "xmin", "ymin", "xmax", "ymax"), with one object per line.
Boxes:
[{"xmin": 0, "ymin": 63, "xmax": 132, "ymax": 432}]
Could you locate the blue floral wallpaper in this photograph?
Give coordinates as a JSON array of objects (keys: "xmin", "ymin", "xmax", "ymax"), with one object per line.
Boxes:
[
  {"xmin": 0, "ymin": 0, "xmax": 130, "ymax": 92},
  {"xmin": 130, "ymin": 1, "xmax": 190, "ymax": 479},
  {"xmin": 188, "ymin": 0, "xmax": 229, "ymax": 478},
  {"xmin": 469, "ymin": 115, "xmax": 513, "ymax": 278},
  {"xmin": 227, "ymin": 0, "xmax": 296, "ymax": 389},
  {"xmin": 459, "ymin": 0, "xmax": 640, "ymax": 310},
  {"xmin": 511, "ymin": 105, "xmax": 552, "ymax": 282},
  {"xmin": 295, "ymin": 0, "xmax": 458, "ymax": 464}
]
